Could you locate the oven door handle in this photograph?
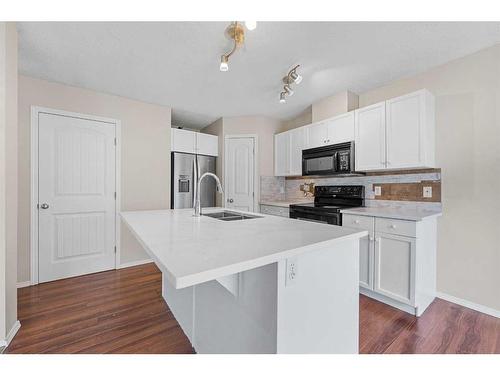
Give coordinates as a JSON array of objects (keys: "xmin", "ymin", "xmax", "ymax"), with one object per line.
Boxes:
[
  {"xmin": 297, "ymin": 217, "xmax": 328, "ymax": 224},
  {"xmin": 333, "ymin": 151, "xmax": 339, "ymax": 172}
]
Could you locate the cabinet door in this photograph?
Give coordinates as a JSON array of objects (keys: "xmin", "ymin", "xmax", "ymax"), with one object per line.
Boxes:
[
  {"xmin": 354, "ymin": 102, "xmax": 386, "ymax": 171},
  {"xmin": 289, "ymin": 127, "xmax": 307, "ymax": 176},
  {"xmin": 386, "ymin": 90, "xmax": 425, "ymax": 169},
  {"xmin": 343, "ymin": 214, "xmax": 375, "ymax": 290},
  {"xmin": 274, "ymin": 132, "xmax": 290, "ymax": 176},
  {"xmin": 306, "ymin": 122, "xmax": 328, "ymax": 148},
  {"xmin": 171, "ymin": 128, "xmax": 196, "ymax": 154},
  {"xmin": 327, "ymin": 112, "xmax": 355, "ymax": 144},
  {"xmin": 374, "ymin": 233, "xmax": 415, "ymax": 305},
  {"xmin": 196, "ymin": 132, "xmax": 218, "ymax": 156}
]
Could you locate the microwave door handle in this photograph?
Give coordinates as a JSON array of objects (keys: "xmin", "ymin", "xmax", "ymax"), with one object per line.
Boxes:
[{"xmin": 333, "ymin": 152, "xmax": 339, "ymax": 172}]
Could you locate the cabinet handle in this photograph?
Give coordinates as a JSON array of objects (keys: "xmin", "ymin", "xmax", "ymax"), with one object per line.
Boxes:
[
  {"xmin": 354, "ymin": 220, "xmax": 360, "ymax": 224},
  {"xmin": 390, "ymin": 224, "xmax": 396, "ymax": 229}
]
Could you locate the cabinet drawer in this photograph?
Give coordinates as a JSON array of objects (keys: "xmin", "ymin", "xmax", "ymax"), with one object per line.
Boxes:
[
  {"xmin": 375, "ymin": 217, "xmax": 416, "ymax": 237},
  {"xmin": 260, "ymin": 205, "xmax": 289, "ymax": 218},
  {"xmin": 342, "ymin": 214, "xmax": 374, "ymax": 233}
]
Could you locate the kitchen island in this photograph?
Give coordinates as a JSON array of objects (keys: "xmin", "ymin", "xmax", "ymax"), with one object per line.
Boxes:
[{"xmin": 121, "ymin": 208, "xmax": 367, "ymax": 354}]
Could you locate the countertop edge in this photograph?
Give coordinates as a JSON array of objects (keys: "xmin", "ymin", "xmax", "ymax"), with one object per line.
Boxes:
[
  {"xmin": 340, "ymin": 208, "xmax": 442, "ymax": 221},
  {"xmin": 174, "ymin": 229, "xmax": 368, "ymax": 289},
  {"xmin": 120, "ymin": 212, "xmax": 367, "ymax": 289}
]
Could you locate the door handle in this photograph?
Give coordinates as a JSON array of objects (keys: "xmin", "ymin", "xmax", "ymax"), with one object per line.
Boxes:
[
  {"xmin": 227, "ymin": 198, "xmax": 234, "ymax": 203},
  {"xmin": 40, "ymin": 203, "xmax": 49, "ymax": 209}
]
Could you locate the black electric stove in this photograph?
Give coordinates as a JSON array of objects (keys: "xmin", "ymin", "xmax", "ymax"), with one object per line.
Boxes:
[{"xmin": 289, "ymin": 185, "xmax": 364, "ymax": 226}]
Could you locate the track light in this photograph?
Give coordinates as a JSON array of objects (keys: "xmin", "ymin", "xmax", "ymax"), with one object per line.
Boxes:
[
  {"xmin": 278, "ymin": 65, "xmax": 302, "ymax": 102},
  {"xmin": 245, "ymin": 21, "xmax": 257, "ymax": 30},
  {"xmin": 220, "ymin": 55, "xmax": 229, "ymax": 72}
]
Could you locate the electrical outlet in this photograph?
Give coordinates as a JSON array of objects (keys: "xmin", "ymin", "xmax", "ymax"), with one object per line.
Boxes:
[
  {"xmin": 374, "ymin": 186, "xmax": 382, "ymax": 196},
  {"xmin": 423, "ymin": 186, "xmax": 433, "ymax": 198},
  {"xmin": 286, "ymin": 258, "xmax": 298, "ymax": 286}
]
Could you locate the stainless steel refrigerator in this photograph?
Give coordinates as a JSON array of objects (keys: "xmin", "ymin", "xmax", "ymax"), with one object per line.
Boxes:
[{"xmin": 171, "ymin": 152, "xmax": 217, "ymax": 209}]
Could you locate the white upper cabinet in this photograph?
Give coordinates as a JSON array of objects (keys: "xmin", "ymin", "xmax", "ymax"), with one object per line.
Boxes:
[
  {"xmin": 274, "ymin": 131, "xmax": 290, "ymax": 176},
  {"xmin": 289, "ymin": 127, "xmax": 308, "ymax": 175},
  {"xmin": 196, "ymin": 132, "xmax": 219, "ymax": 156},
  {"xmin": 355, "ymin": 89, "xmax": 435, "ymax": 171},
  {"xmin": 306, "ymin": 112, "xmax": 355, "ymax": 149},
  {"xmin": 326, "ymin": 112, "xmax": 355, "ymax": 144},
  {"xmin": 171, "ymin": 128, "xmax": 196, "ymax": 154},
  {"xmin": 386, "ymin": 89, "xmax": 435, "ymax": 169},
  {"xmin": 274, "ymin": 127, "xmax": 308, "ymax": 176},
  {"xmin": 307, "ymin": 121, "xmax": 328, "ymax": 148},
  {"xmin": 171, "ymin": 128, "xmax": 218, "ymax": 156},
  {"xmin": 354, "ymin": 102, "xmax": 387, "ymax": 171}
]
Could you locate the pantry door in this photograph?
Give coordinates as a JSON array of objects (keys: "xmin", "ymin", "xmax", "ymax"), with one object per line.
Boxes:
[
  {"xmin": 36, "ymin": 110, "xmax": 117, "ymax": 283},
  {"xmin": 224, "ymin": 136, "xmax": 256, "ymax": 212}
]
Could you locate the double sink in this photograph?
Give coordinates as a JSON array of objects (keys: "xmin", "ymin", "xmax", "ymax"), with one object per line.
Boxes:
[{"xmin": 203, "ymin": 210, "xmax": 262, "ymax": 221}]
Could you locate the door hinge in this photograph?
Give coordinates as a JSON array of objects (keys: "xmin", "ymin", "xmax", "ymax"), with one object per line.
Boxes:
[
  {"xmin": 114, "ymin": 138, "xmax": 117, "ymax": 146},
  {"xmin": 114, "ymin": 192, "xmax": 117, "ymax": 200},
  {"xmin": 114, "ymin": 246, "xmax": 117, "ymax": 253}
]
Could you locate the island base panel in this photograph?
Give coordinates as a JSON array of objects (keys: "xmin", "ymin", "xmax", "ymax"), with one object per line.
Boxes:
[{"xmin": 161, "ymin": 238, "xmax": 360, "ymax": 353}]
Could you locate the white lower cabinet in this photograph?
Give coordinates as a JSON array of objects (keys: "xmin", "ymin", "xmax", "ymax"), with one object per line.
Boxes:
[
  {"xmin": 343, "ymin": 213, "xmax": 437, "ymax": 316},
  {"xmin": 374, "ymin": 233, "xmax": 415, "ymax": 305}
]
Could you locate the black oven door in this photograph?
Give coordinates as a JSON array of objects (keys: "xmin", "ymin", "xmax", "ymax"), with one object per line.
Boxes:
[{"xmin": 289, "ymin": 207, "xmax": 341, "ymax": 226}]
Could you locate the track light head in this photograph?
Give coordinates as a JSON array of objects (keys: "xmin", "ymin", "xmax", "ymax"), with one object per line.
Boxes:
[
  {"xmin": 290, "ymin": 70, "xmax": 302, "ymax": 84},
  {"xmin": 220, "ymin": 55, "xmax": 229, "ymax": 72},
  {"xmin": 279, "ymin": 92, "xmax": 286, "ymax": 103},
  {"xmin": 245, "ymin": 21, "xmax": 257, "ymax": 31},
  {"xmin": 284, "ymin": 84, "xmax": 294, "ymax": 96}
]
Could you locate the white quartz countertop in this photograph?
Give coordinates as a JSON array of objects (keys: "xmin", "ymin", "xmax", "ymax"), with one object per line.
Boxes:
[
  {"xmin": 121, "ymin": 208, "xmax": 367, "ymax": 289},
  {"xmin": 340, "ymin": 206, "xmax": 442, "ymax": 221},
  {"xmin": 259, "ymin": 198, "xmax": 314, "ymax": 207}
]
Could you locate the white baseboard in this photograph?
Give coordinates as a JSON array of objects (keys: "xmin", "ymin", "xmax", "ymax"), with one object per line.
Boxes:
[
  {"xmin": 117, "ymin": 258, "xmax": 153, "ymax": 269},
  {"xmin": 0, "ymin": 320, "xmax": 21, "ymax": 348},
  {"xmin": 17, "ymin": 281, "xmax": 31, "ymax": 289},
  {"xmin": 436, "ymin": 292, "xmax": 500, "ymax": 319}
]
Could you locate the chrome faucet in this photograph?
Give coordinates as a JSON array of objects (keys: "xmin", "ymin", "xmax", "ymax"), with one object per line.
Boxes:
[{"xmin": 194, "ymin": 172, "xmax": 224, "ymax": 217}]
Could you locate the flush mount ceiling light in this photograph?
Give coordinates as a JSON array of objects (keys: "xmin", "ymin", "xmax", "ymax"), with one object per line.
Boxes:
[
  {"xmin": 219, "ymin": 21, "xmax": 256, "ymax": 72},
  {"xmin": 279, "ymin": 65, "xmax": 302, "ymax": 103}
]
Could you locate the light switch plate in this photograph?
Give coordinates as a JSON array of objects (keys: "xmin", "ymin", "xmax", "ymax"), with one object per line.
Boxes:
[
  {"xmin": 374, "ymin": 186, "xmax": 382, "ymax": 196},
  {"xmin": 423, "ymin": 186, "xmax": 433, "ymax": 198}
]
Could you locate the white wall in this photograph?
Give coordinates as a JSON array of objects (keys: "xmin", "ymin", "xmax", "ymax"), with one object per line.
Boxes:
[
  {"xmin": 0, "ymin": 22, "xmax": 18, "ymax": 344},
  {"xmin": 17, "ymin": 76, "xmax": 172, "ymax": 282},
  {"xmin": 358, "ymin": 44, "xmax": 500, "ymax": 311}
]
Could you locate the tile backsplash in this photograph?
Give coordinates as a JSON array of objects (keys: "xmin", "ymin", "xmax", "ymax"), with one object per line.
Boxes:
[
  {"xmin": 260, "ymin": 176, "xmax": 286, "ymax": 201},
  {"xmin": 261, "ymin": 169, "xmax": 441, "ymax": 210}
]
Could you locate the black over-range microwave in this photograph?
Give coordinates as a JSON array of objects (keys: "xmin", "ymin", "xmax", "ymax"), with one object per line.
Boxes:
[{"xmin": 302, "ymin": 141, "xmax": 356, "ymax": 176}]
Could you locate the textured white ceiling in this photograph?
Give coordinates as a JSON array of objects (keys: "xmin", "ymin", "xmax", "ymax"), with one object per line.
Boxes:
[{"xmin": 17, "ymin": 22, "xmax": 500, "ymax": 129}]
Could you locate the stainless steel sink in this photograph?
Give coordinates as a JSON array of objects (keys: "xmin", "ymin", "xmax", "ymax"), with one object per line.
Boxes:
[{"xmin": 203, "ymin": 211, "xmax": 262, "ymax": 221}]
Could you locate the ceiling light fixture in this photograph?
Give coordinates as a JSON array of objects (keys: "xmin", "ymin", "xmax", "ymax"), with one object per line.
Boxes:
[
  {"xmin": 278, "ymin": 65, "xmax": 302, "ymax": 103},
  {"xmin": 219, "ymin": 21, "xmax": 249, "ymax": 72}
]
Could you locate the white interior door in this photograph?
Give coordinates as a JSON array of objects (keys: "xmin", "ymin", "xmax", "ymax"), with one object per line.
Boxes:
[
  {"xmin": 225, "ymin": 137, "xmax": 255, "ymax": 212},
  {"xmin": 38, "ymin": 112, "xmax": 116, "ymax": 283}
]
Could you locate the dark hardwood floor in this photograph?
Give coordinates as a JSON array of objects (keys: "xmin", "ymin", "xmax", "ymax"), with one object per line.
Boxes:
[{"xmin": 6, "ymin": 263, "xmax": 499, "ymax": 354}]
